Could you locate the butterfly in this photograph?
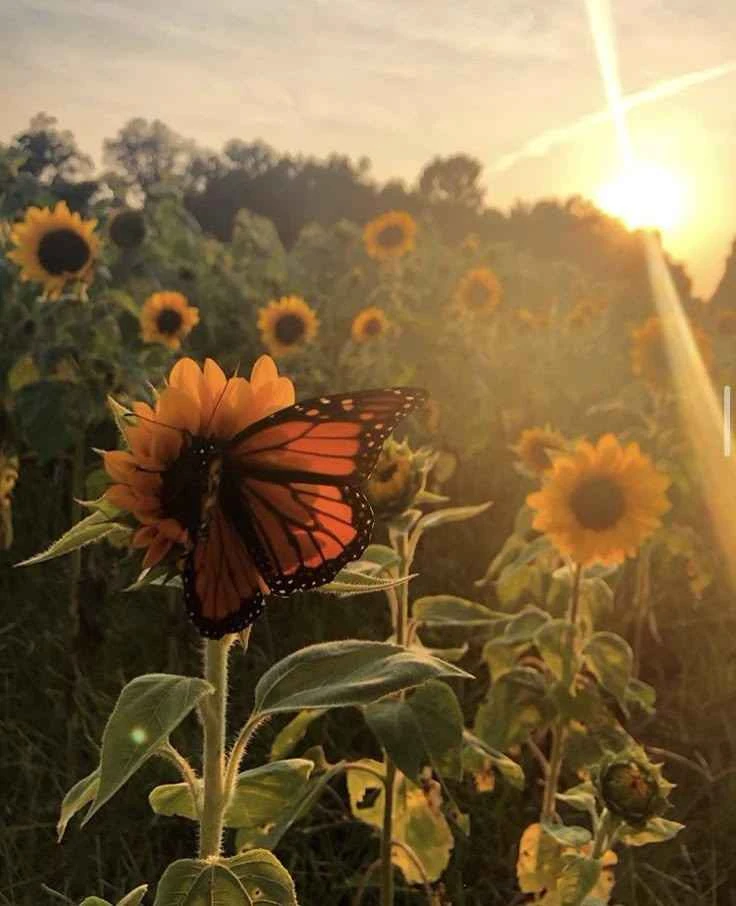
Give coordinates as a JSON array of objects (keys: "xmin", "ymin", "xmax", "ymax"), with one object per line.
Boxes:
[{"xmin": 174, "ymin": 387, "xmax": 426, "ymax": 638}]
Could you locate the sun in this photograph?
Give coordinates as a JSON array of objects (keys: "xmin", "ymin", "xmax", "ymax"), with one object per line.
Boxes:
[{"xmin": 595, "ymin": 162, "xmax": 688, "ymax": 232}]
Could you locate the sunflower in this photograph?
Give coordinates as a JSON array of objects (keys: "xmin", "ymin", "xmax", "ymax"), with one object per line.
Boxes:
[
  {"xmin": 527, "ymin": 434, "xmax": 670, "ymax": 566},
  {"xmin": 258, "ymin": 295, "xmax": 319, "ymax": 357},
  {"xmin": 366, "ymin": 439, "xmax": 424, "ymax": 517},
  {"xmin": 140, "ymin": 291, "xmax": 200, "ymax": 350},
  {"xmin": 103, "ymin": 356, "xmax": 295, "ymax": 569},
  {"xmin": 630, "ymin": 315, "xmax": 712, "ymax": 389},
  {"xmin": 512, "ymin": 426, "xmax": 568, "ymax": 475},
  {"xmin": 363, "ymin": 211, "xmax": 417, "ymax": 261},
  {"xmin": 109, "ymin": 208, "xmax": 146, "ymax": 250},
  {"xmin": 8, "ymin": 201, "xmax": 99, "ymax": 299},
  {"xmin": 352, "ymin": 306, "xmax": 391, "ymax": 343},
  {"xmin": 453, "ymin": 267, "xmax": 502, "ymax": 315}
]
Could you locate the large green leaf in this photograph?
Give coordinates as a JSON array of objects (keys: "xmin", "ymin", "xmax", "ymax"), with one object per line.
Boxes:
[
  {"xmin": 412, "ymin": 596, "xmax": 501, "ymax": 630},
  {"xmin": 252, "ymin": 640, "xmax": 470, "ymax": 717},
  {"xmin": 413, "ymin": 501, "xmax": 492, "ymax": 534},
  {"xmin": 153, "ymin": 860, "xmax": 251, "ymax": 906},
  {"xmin": 80, "ymin": 899, "xmax": 112, "ymax": 906},
  {"xmin": 365, "ymin": 680, "xmax": 463, "ymax": 782},
  {"xmin": 474, "ymin": 667, "xmax": 550, "ymax": 750},
  {"xmin": 84, "ymin": 674, "xmax": 212, "ymax": 825},
  {"xmin": 235, "ymin": 762, "xmax": 346, "ymax": 852},
  {"xmin": 226, "ymin": 849, "xmax": 297, "ymax": 905},
  {"xmin": 583, "ymin": 633, "xmax": 633, "ymax": 712},
  {"xmin": 317, "ymin": 569, "xmax": 413, "ymax": 596},
  {"xmin": 57, "ymin": 768, "xmax": 100, "ymax": 841},
  {"xmin": 17, "ymin": 509, "xmax": 130, "ymax": 566},
  {"xmin": 535, "ymin": 619, "xmax": 579, "ymax": 686}
]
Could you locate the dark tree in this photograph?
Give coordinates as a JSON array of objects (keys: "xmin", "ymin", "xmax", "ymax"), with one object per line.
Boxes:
[{"xmin": 103, "ymin": 118, "xmax": 198, "ymax": 195}]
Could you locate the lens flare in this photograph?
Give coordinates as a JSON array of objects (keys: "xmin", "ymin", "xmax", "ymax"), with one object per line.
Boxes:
[
  {"xmin": 596, "ymin": 163, "xmax": 687, "ymax": 231},
  {"xmin": 585, "ymin": 0, "xmax": 736, "ymax": 586}
]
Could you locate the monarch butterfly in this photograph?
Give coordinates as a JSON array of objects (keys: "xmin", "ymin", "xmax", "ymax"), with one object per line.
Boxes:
[{"xmin": 107, "ymin": 359, "xmax": 426, "ymax": 639}]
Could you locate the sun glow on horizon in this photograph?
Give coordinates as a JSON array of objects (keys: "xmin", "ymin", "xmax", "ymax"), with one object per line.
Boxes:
[{"xmin": 595, "ymin": 162, "xmax": 688, "ymax": 232}]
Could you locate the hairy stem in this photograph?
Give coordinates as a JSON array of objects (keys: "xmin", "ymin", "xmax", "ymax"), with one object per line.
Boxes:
[
  {"xmin": 541, "ymin": 562, "xmax": 582, "ymax": 820},
  {"xmin": 199, "ymin": 636, "xmax": 231, "ymax": 859}
]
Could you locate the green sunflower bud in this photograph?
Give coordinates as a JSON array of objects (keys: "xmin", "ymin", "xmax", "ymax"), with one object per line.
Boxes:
[
  {"xmin": 366, "ymin": 438, "xmax": 428, "ymax": 518},
  {"xmin": 595, "ymin": 748, "xmax": 673, "ymax": 827}
]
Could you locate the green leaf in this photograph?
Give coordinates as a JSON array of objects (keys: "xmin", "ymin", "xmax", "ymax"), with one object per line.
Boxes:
[
  {"xmin": 235, "ymin": 762, "xmax": 346, "ymax": 851},
  {"xmin": 365, "ymin": 680, "xmax": 463, "ymax": 782},
  {"xmin": 226, "ymin": 760, "xmax": 314, "ymax": 828},
  {"xmin": 252, "ymin": 640, "xmax": 471, "ymax": 717},
  {"xmin": 463, "ymin": 730, "xmax": 525, "ymax": 790},
  {"xmin": 57, "ymin": 768, "xmax": 100, "ymax": 841},
  {"xmin": 555, "ymin": 782, "xmax": 598, "ymax": 820},
  {"xmin": 535, "ymin": 619, "xmax": 578, "ymax": 685},
  {"xmin": 501, "ymin": 606, "xmax": 550, "ymax": 644},
  {"xmin": 626, "ymin": 678, "xmax": 656, "ymax": 714},
  {"xmin": 80, "ymin": 898, "xmax": 112, "ymax": 906},
  {"xmin": 482, "ymin": 637, "xmax": 524, "ymax": 682},
  {"xmin": 84, "ymin": 674, "xmax": 212, "ymax": 825},
  {"xmin": 496, "ymin": 564, "xmax": 544, "ymax": 607},
  {"xmin": 413, "ymin": 595, "xmax": 501, "ymax": 630},
  {"xmin": 227, "ymin": 850, "xmax": 296, "ymax": 905},
  {"xmin": 317, "ymin": 569, "xmax": 414, "ymax": 596},
  {"xmin": 474, "ymin": 667, "xmax": 550, "ymax": 750},
  {"xmin": 583, "ymin": 632, "xmax": 633, "ymax": 712},
  {"xmin": 541, "ymin": 820, "xmax": 592, "ymax": 848},
  {"xmin": 269, "ymin": 710, "xmax": 326, "ymax": 761},
  {"xmin": 8, "ymin": 354, "xmax": 40, "ymax": 392},
  {"xmin": 414, "ymin": 500, "xmax": 492, "ymax": 533},
  {"xmin": 16, "ymin": 510, "xmax": 130, "ymax": 566},
  {"xmin": 356, "ymin": 543, "xmax": 401, "ymax": 572},
  {"xmin": 619, "ymin": 817, "xmax": 684, "ymax": 846},
  {"xmin": 558, "ymin": 853, "xmax": 601, "ymax": 906},
  {"xmin": 153, "ymin": 860, "xmax": 251, "ymax": 906},
  {"xmin": 117, "ymin": 885, "xmax": 148, "ymax": 906},
  {"xmin": 15, "ymin": 381, "xmax": 77, "ymax": 462},
  {"xmin": 475, "ymin": 534, "xmax": 526, "ymax": 587}
]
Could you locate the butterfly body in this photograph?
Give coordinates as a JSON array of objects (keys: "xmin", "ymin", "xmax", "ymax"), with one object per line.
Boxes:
[{"xmin": 175, "ymin": 387, "xmax": 425, "ymax": 638}]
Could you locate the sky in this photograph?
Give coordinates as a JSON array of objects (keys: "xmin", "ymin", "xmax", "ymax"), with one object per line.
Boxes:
[{"xmin": 2, "ymin": 0, "xmax": 735, "ymax": 297}]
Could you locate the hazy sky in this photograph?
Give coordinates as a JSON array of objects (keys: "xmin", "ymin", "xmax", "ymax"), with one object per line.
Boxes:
[{"xmin": 2, "ymin": 0, "xmax": 735, "ymax": 296}]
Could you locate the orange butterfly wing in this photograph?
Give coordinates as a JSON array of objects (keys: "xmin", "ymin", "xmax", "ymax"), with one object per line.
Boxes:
[{"xmin": 228, "ymin": 388, "xmax": 425, "ymax": 595}]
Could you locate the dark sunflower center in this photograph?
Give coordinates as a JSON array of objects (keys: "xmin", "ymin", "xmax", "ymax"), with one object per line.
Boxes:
[
  {"xmin": 363, "ymin": 317, "xmax": 383, "ymax": 336},
  {"xmin": 377, "ymin": 224, "xmax": 405, "ymax": 249},
  {"xmin": 37, "ymin": 228, "xmax": 90, "ymax": 275},
  {"xmin": 467, "ymin": 280, "xmax": 490, "ymax": 308},
  {"xmin": 109, "ymin": 209, "xmax": 146, "ymax": 249},
  {"xmin": 569, "ymin": 476, "xmax": 626, "ymax": 531},
  {"xmin": 156, "ymin": 308, "xmax": 184, "ymax": 335},
  {"xmin": 274, "ymin": 313, "xmax": 306, "ymax": 345},
  {"xmin": 376, "ymin": 462, "xmax": 399, "ymax": 483},
  {"xmin": 160, "ymin": 439, "xmax": 215, "ymax": 533}
]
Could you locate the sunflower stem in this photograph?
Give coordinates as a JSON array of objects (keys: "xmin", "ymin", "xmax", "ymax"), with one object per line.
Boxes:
[
  {"xmin": 541, "ymin": 562, "xmax": 583, "ymax": 820},
  {"xmin": 380, "ymin": 528, "xmax": 412, "ymax": 906},
  {"xmin": 199, "ymin": 636, "xmax": 231, "ymax": 859}
]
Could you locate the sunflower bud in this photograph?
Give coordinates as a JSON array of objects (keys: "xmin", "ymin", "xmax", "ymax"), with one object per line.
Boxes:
[
  {"xmin": 366, "ymin": 438, "xmax": 427, "ymax": 518},
  {"xmin": 596, "ymin": 749, "xmax": 673, "ymax": 827},
  {"xmin": 109, "ymin": 209, "xmax": 146, "ymax": 250}
]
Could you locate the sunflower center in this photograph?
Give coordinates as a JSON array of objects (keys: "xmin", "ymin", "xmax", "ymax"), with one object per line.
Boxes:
[
  {"xmin": 569, "ymin": 476, "xmax": 626, "ymax": 531},
  {"xmin": 363, "ymin": 317, "xmax": 383, "ymax": 336},
  {"xmin": 467, "ymin": 280, "xmax": 490, "ymax": 308},
  {"xmin": 37, "ymin": 229, "xmax": 90, "ymax": 275},
  {"xmin": 274, "ymin": 313, "xmax": 306, "ymax": 345},
  {"xmin": 156, "ymin": 308, "xmax": 184, "ymax": 335},
  {"xmin": 377, "ymin": 225, "xmax": 405, "ymax": 249}
]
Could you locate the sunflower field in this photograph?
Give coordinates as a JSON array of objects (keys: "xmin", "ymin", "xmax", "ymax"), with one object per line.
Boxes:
[{"xmin": 1, "ymin": 116, "xmax": 736, "ymax": 906}]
